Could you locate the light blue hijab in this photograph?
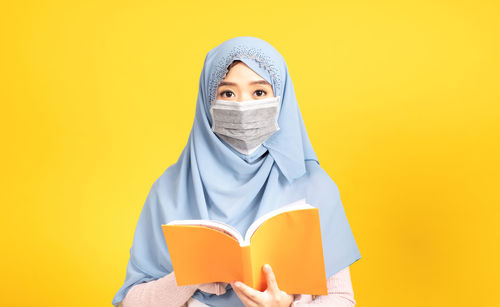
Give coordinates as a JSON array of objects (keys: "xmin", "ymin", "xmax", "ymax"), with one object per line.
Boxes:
[{"xmin": 112, "ymin": 36, "xmax": 361, "ymax": 307}]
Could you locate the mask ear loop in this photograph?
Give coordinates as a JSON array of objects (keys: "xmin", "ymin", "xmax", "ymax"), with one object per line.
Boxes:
[
  {"xmin": 275, "ymin": 96, "xmax": 282, "ymax": 131},
  {"xmin": 209, "ymin": 105, "xmax": 215, "ymax": 131},
  {"xmin": 276, "ymin": 95, "xmax": 282, "ymax": 115}
]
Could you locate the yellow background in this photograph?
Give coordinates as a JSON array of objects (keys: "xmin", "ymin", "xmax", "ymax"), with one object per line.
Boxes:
[{"xmin": 1, "ymin": 0, "xmax": 499, "ymax": 306}]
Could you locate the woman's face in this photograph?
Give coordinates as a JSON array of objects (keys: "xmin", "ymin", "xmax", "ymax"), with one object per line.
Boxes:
[{"xmin": 216, "ymin": 61, "xmax": 275, "ymax": 102}]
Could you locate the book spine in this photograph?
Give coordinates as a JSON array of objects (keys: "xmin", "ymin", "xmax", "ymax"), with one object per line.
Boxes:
[{"xmin": 241, "ymin": 245, "xmax": 253, "ymax": 286}]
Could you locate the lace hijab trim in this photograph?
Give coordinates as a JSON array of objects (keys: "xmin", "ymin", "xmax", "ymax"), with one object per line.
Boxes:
[{"xmin": 208, "ymin": 44, "xmax": 282, "ymax": 105}]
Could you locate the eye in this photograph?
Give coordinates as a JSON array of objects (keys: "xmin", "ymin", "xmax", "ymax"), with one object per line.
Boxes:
[
  {"xmin": 220, "ymin": 90, "xmax": 235, "ymax": 98},
  {"xmin": 254, "ymin": 89, "xmax": 267, "ymax": 97}
]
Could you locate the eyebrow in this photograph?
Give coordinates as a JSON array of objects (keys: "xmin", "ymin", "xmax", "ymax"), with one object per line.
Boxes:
[{"xmin": 218, "ymin": 80, "xmax": 271, "ymax": 87}]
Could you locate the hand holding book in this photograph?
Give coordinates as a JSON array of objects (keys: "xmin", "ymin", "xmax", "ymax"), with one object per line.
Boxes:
[
  {"xmin": 230, "ymin": 263, "xmax": 294, "ymax": 307},
  {"xmin": 162, "ymin": 198, "xmax": 328, "ymax": 295}
]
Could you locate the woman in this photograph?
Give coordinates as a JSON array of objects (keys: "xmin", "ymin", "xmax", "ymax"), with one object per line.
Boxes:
[{"xmin": 112, "ymin": 36, "xmax": 361, "ymax": 307}]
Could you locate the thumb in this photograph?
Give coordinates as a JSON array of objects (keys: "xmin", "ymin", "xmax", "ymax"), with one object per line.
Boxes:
[{"xmin": 264, "ymin": 264, "xmax": 279, "ymax": 294}]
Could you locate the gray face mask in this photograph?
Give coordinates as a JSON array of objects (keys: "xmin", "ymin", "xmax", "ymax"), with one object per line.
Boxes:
[{"xmin": 210, "ymin": 96, "xmax": 281, "ymax": 155}]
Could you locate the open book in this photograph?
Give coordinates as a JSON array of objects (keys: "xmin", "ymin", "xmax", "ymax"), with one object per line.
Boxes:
[{"xmin": 161, "ymin": 198, "xmax": 328, "ymax": 295}]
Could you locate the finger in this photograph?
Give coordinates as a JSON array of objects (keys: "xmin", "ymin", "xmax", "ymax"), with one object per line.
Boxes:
[
  {"xmin": 263, "ymin": 264, "xmax": 279, "ymax": 294},
  {"xmin": 233, "ymin": 287, "xmax": 258, "ymax": 307},
  {"xmin": 231, "ymin": 283, "xmax": 258, "ymax": 307},
  {"xmin": 232, "ymin": 281, "xmax": 261, "ymax": 304}
]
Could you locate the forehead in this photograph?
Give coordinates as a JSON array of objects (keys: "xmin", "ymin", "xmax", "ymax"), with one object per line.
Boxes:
[
  {"xmin": 220, "ymin": 63, "xmax": 272, "ymax": 87},
  {"xmin": 224, "ymin": 62, "xmax": 265, "ymax": 79}
]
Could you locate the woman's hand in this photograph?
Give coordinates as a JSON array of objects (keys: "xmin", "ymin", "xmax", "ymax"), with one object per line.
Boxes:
[{"xmin": 230, "ymin": 264, "xmax": 294, "ymax": 307}]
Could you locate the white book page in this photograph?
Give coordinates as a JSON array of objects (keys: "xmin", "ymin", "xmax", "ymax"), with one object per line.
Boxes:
[
  {"xmin": 165, "ymin": 219, "xmax": 244, "ymax": 244},
  {"xmin": 242, "ymin": 198, "xmax": 312, "ymax": 246}
]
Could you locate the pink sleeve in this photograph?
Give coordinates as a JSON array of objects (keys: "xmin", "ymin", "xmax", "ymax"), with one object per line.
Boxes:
[
  {"xmin": 119, "ymin": 271, "xmax": 199, "ymax": 307},
  {"xmin": 291, "ymin": 266, "xmax": 356, "ymax": 307},
  {"xmin": 119, "ymin": 267, "xmax": 355, "ymax": 306},
  {"xmin": 197, "ymin": 282, "xmax": 229, "ymax": 295}
]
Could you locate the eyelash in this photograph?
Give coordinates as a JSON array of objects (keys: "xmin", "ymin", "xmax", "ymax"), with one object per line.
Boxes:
[{"xmin": 219, "ymin": 90, "xmax": 267, "ymax": 98}]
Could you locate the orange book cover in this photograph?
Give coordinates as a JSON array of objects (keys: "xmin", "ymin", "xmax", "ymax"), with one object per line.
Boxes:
[{"xmin": 161, "ymin": 198, "xmax": 328, "ymax": 295}]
